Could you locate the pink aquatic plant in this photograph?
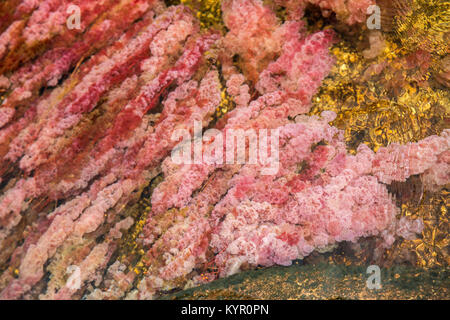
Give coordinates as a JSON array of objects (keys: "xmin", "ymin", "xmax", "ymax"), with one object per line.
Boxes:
[{"xmin": 0, "ymin": 0, "xmax": 447, "ymax": 300}]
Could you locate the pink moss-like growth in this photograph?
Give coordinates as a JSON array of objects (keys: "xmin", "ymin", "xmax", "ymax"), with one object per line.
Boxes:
[
  {"xmin": 256, "ymin": 24, "xmax": 335, "ymax": 104},
  {"xmin": 149, "ymin": 114, "xmax": 447, "ymax": 281},
  {"xmin": 372, "ymin": 131, "xmax": 450, "ymax": 184},
  {"xmin": 0, "ymin": 0, "xmax": 448, "ymax": 300},
  {"xmin": 221, "ymin": 0, "xmax": 282, "ymax": 82},
  {"xmin": 209, "ymin": 123, "xmax": 448, "ymax": 276}
]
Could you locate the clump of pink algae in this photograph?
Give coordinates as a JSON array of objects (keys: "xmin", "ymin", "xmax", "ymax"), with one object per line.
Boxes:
[{"xmin": 0, "ymin": 0, "xmax": 447, "ymax": 300}]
